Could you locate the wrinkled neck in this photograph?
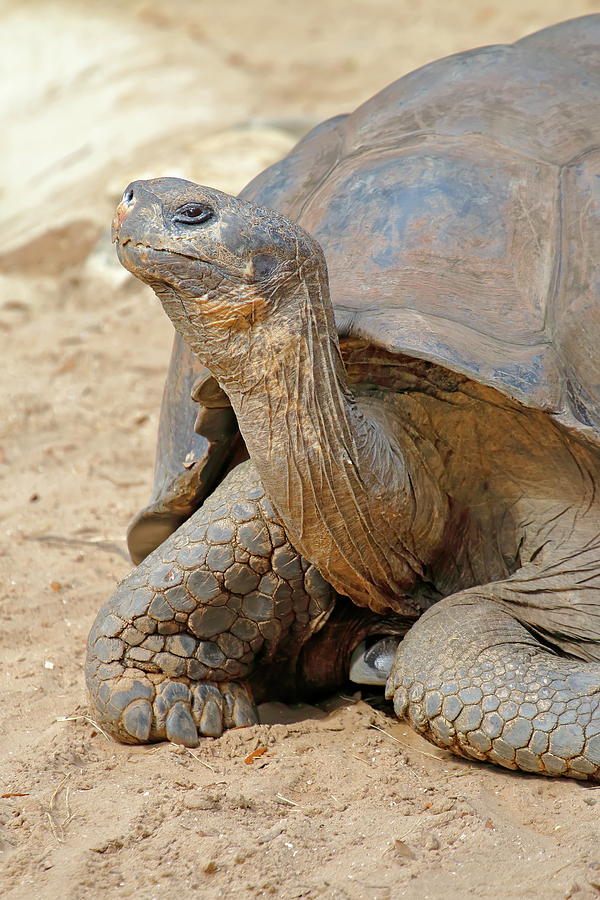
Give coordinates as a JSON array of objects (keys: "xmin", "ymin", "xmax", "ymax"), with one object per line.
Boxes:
[{"xmin": 225, "ymin": 268, "xmax": 437, "ymax": 613}]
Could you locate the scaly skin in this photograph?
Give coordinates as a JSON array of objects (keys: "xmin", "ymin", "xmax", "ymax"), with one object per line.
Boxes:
[
  {"xmin": 86, "ymin": 461, "xmax": 334, "ymax": 746},
  {"xmin": 387, "ymin": 595, "xmax": 600, "ymax": 780}
]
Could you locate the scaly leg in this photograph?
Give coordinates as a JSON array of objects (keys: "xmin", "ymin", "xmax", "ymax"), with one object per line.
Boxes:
[
  {"xmin": 387, "ymin": 593, "xmax": 600, "ymax": 780},
  {"xmin": 86, "ymin": 461, "xmax": 333, "ymax": 746}
]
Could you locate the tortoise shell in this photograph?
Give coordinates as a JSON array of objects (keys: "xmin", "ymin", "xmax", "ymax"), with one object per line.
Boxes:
[{"xmin": 127, "ymin": 15, "xmax": 600, "ymax": 563}]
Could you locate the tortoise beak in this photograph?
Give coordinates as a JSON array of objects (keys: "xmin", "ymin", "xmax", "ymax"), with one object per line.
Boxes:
[
  {"xmin": 112, "ymin": 203, "xmax": 126, "ymax": 242},
  {"xmin": 112, "ymin": 184, "xmax": 137, "ymax": 242}
]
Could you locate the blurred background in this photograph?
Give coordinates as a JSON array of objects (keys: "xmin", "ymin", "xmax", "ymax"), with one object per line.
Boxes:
[{"xmin": 2, "ymin": 0, "xmax": 597, "ymax": 273}]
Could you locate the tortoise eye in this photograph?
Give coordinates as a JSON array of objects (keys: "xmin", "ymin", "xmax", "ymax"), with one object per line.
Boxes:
[{"xmin": 173, "ymin": 202, "xmax": 214, "ymax": 225}]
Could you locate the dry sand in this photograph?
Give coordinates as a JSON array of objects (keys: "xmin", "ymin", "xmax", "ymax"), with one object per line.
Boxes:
[{"xmin": 2, "ymin": 2, "xmax": 600, "ymax": 897}]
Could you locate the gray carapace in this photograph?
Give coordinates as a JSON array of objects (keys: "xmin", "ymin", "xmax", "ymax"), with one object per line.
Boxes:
[{"xmin": 128, "ymin": 14, "xmax": 600, "ymax": 566}]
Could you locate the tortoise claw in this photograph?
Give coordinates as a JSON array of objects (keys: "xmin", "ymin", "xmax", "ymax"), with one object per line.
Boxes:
[
  {"xmin": 166, "ymin": 701, "xmax": 199, "ymax": 747},
  {"xmin": 122, "ymin": 698, "xmax": 153, "ymax": 742},
  {"xmin": 88, "ymin": 663, "xmax": 258, "ymax": 746}
]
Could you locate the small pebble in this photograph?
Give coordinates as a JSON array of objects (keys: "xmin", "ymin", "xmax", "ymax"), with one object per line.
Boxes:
[
  {"xmin": 424, "ymin": 832, "xmax": 440, "ymax": 850},
  {"xmin": 258, "ymin": 822, "xmax": 286, "ymax": 843},
  {"xmin": 183, "ymin": 791, "xmax": 219, "ymax": 810}
]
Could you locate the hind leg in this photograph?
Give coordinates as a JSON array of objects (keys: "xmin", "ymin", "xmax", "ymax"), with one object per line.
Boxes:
[
  {"xmin": 386, "ymin": 590, "xmax": 600, "ymax": 780},
  {"xmin": 86, "ymin": 460, "xmax": 334, "ymax": 746}
]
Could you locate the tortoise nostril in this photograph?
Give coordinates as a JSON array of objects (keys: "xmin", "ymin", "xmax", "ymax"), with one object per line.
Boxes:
[{"xmin": 123, "ymin": 187, "xmax": 134, "ymax": 204}]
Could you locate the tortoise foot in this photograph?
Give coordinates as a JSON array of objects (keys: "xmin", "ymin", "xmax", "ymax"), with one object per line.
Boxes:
[
  {"xmin": 87, "ymin": 667, "xmax": 257, "ymax": 746},
  {"xmin": 386, "ymin": 593, "xmax": 600, "ymax": 780},
  {"xmin": 86, "ymin": 460, "xmax": 333, "ymax": 745}
]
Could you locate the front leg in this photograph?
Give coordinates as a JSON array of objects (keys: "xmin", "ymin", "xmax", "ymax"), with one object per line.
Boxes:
[
  {"xmin": 387, "ymin": 593, "xmax": 600, "ymax": 780},
  {"xmin": 86, "ymin": 461, "xmax": 334, "ymax": 746}
]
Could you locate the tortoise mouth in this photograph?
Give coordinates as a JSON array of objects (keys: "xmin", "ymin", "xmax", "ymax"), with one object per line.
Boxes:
[{"xmin": 115, "ymin": 235, "xmax": 237, "ymax": 286}]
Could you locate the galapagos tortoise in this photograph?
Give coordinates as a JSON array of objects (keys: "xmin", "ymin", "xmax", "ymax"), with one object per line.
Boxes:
[{"xmin": 87, "ymin": 15, "xmax": 600, "ymax": 779}]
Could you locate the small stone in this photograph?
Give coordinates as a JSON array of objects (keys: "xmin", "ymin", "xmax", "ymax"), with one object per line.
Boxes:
[
  {"xmin": 392, "ymin": 839, "xmax": 416, "ymax": 860},
  {"xmin": 183, "ymin": 791, "xmax": 219, "ymax": 810},
  {"xmin": 258, "ymin": 822, "xmax": 285, "ymax": 844}
]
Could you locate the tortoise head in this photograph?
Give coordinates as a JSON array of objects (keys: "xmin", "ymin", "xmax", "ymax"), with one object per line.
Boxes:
[{"xmin": 113, "ymin": 177, "xmax": 328, "ymax": 386}]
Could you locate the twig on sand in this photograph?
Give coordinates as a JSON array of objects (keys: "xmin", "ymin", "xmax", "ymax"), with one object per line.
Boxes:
[
  {"xmin": 184, "ymin": 747, "xmax": 216, "ymax": 772},
  {"xmin": 25, "ymin": 532, "xmax": 130, "ymax": 560},
  {"xmin": 275, "ymin": 793, "xmax": 300, "ymax": 807},
  {"xmin": 369, "ymin": 723, "xmax": 448, "ymax": 762},
  {"xmin": 46, "ymin": 775, "xmax": 73, "ymax": 844},
  {"xmin": 56, "ymin": 714, "xmax": 112, "ymax": 743}
]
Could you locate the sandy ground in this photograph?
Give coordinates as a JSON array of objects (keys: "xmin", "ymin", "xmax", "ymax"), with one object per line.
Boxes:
[{"xmin": 2, "ymin": 2, "xmax": 600, "ymax": 898}]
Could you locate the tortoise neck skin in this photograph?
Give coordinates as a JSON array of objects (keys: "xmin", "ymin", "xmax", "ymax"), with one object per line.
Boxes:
[{"xmin": 114, "ymin": 177, "xmax": 447, "ymax": 614}]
